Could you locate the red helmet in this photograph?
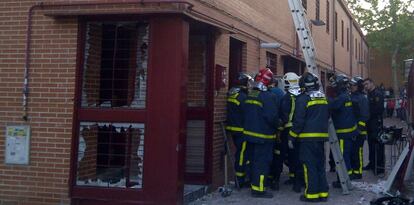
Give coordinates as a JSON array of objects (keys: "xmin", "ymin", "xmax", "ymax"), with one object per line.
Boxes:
[{"xmin": 255, "ymin": 68, "xmax": 274, "ymax": 86}]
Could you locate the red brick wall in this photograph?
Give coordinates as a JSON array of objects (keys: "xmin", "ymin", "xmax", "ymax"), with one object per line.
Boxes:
[
  {"xmin": 0, "ymin": 1, "xmax": 179, "ymax": 204},
  {"xmin": 0, "ymin": 1, "xmax": 77, "ymax": 205}
]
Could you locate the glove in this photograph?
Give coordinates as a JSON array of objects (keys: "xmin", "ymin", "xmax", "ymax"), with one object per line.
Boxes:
[{"xmin": 288, "ymin": 140, "xmax": 294, "ymax": 149}]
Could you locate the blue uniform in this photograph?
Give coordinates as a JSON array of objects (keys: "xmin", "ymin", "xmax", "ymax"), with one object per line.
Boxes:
[
  {"xmin": 276, "ymin": 93, "xmax": 300, "ymax": 182},
  {"xmin": 242, "ymin": 88, "xmax": 280, "ymax": 193},
  {"xmin": 329, "ymin": 91, "xmax": 358, "ymax": 175},
  {"xmin": 289, "ymin": 91, "xmax": 329, "ymax": 200},
  {"xmin": 350, "ymin": 91, "xmax": 370, "ymax": 177},
  {"xmin": 366, "ymin": 88, "xmax": 385, "ymax": 173},
  {"xmin": 226, "ymin": 87, "xmax": 249, "ymax": 184}
]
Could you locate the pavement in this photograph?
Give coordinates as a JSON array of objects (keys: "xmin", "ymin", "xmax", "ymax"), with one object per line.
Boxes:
[{"xmin": 190, "ymin": 117, "xmax": 414, "ymax": 205}]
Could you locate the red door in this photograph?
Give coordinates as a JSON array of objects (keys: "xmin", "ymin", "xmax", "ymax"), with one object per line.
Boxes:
[{"xmin": 70, "ymin": 16, "xmax": 188, "ymax": 205}]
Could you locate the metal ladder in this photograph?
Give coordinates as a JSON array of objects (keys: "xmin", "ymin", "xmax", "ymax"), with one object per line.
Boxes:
[{"xmin": 287, "ymin": 0, "xmax": 352, "ymax": 194}]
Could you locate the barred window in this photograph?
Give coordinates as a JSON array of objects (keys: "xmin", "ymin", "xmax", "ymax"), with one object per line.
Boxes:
[{"xmin": 266, "ymin": 52, "xmax": 278, "ymax": 74}]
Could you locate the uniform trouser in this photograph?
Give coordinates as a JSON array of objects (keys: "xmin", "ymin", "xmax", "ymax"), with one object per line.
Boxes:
[
  {"xmin": 269, "ymin": 129, "xmax": 302, "ymax": 185},
  {"xmin": 367, "ymin": 127, "xmax": 384, "ymax": 171},
  {"xmin": 269, "ymin": 139, "xmax": 283, "ymax": 183},
  {"xmin": 298, "ymin": 141, "xmax": 329, "ymax": 199},
  {"xmin": 250, "ymin": 142, "xmax": 274, "ymax": 192},
  {"xmin": 230, "ymin": 132, "xmax": 250, "ymax": 184},
  {"xmin": 339, "ymin": 138, "xmax": 353, "ymax": 175},
  {"xmin": 351, "ymin": 135, "xmax": 365, "ymax": 176}
]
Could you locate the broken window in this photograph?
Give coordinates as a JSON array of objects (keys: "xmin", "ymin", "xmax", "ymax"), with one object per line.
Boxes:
[
  {"xmin": 266, "ymin": 52, "xmax": 277, "ymax": 74},
  {"xmin": 187, "ymin": 35, "xmax": 207, "ymax": 107},
  {"xmin": 76, "ymin": 122, "xmax": 145, "ymax": 189},
  {"xmin": 81, "ymin": 22, "xmax": 149, "ymax": 109}
]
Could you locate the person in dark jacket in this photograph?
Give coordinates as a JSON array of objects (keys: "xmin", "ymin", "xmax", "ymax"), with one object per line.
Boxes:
[
  {"xmin": 242, "ymin": 68, "xmax": 280, "ymax": 198},
  {"xmin": 226, "ymin": 72, "xmax": 253, "ymax": 186},
  {"xmin": 276, "ymin": 72, "xmax": 303, "ymax": 193},
  {"xmin": 289, "ymin": 72, "xmax": 329, "ymax": 203},
  {"xmin": 349, "ymin": 76, "xmax": 370, "ymax": 180},
  {"xmin": 268, "ymin": 77, "xmax": 285, "ymax": 191},
  {"xmin": 328, "ymin": 74, "xmax": 358, "ymax": 188},
  {"xmin": 363, "ymin": 78, "xmax": 385, "ymax": 174}
]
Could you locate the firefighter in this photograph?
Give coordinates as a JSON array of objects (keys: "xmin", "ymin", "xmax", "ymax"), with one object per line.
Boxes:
[
  {"xmin": 349, "ymin": 76, "xmax": 370, "ymax": 180},
  {"xmin": 279, "ymin": 72, "xmax": 303, "ymax": 193},
  {"xmin": 289, "ymin": 72, "xmax": 329, "ymax": 202},
  {"xmin": 226, "ymin": 72, "xmax": 253, "ymax": 187},
  {"xmin": 329, "ymin": 74, "xmax": 358, "ymax": 188},
  {"xmin": 242, "ymin": 68, "xmax": 280, "ymax": 198},
  {"xmin": 268, "ymin": 76, "xmax": 285, "ymax": 191},
  {"xmin": 363, "ymin": 78, "xmax": 385, "ymax": 174}
]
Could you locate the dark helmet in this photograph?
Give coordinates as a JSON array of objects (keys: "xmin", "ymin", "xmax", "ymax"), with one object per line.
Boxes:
[
  {"xmin": 235, "ymin": 72, "xmax": 253, "ymax": 87},
  {"xmin": 299, "ymin": 72, "xmax": 319, "ymax": 91},
  {"xmin": 329, "ymin": 74, "xmax": 349, "ymax": 91},
  {"xmin": 350, "ymin": 76, "xmax": 364, "ymax": 91}
]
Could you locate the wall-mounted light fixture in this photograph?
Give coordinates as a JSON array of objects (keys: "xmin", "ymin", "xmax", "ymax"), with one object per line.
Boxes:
[{"xmin": 260, "ymin": 42, "xmax": 282, "ymax": 49}]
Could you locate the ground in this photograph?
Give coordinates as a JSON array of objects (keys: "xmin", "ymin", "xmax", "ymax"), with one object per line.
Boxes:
[{"xmin": 190, "ymin": 118, "xmax": 413, "ymax": 205}]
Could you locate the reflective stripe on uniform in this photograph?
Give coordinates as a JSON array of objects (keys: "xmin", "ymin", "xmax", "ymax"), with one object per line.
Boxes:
[
  {"xmin": 289, "ymin": 130, "xmax": 298, "ymax": 138},
  {"xmin": 288, "ymin": 173, "xmax": 295, "ymax": 177},
  {"xmin": 303, "ymin": 164, "xmax": 315, "ymax": 198},
  {"xmin": 340, "ymin": 139, "xmax": 344, "ymax": 153},
  {"xmin": 245, "ymin": 100, "xmax": 263, "ymax": 107},
  {"xmin": 239, "ymin": 141, "xmax": 247, "ymax": 166},
  {"xmin": 284, "ymin": 122, "xmax": 293, "ymax": 128},
  {"xmin": 236, "ymin": 172, "xmax": 246, "ymax": 177},
  {"xmin": 359, "ymin": 147, "xmax": 363, "ymax": 174},
  {"xmin": 358, "ymin": 121, "xmax": 366, "ymax": 127},
  {"xmin": 361, "ymin": 131, "xmax": 367, "ymax": 135},
  {"xmin": 251, "ymin": 175, "xmax": 265, "ymax": 192},
  {"xmin": 319, "ymin": 192, "xmax": 329, "ymax": 198},
  {"xmin": 299, "ymin": 133, "xmax": 329, "ymax": 138},
  {"xmin": 243, "ymin": 130, "xmax": 276, "ymax": 139},
  {"xmin": 336, "ymin": 125, "xmax": 357, "ymax": 133},
  {"xmin": 306, "ymin": 99, "xmax": 328, "ymax": 107},
  {"xmin": 345, "ymin": 101, "xmax": 353, "ymax": 107},
  {"xmin": 225, "ymin": 126, "xmax": 243, "ymax": 132},
  {"xmin": 274, "ymin": 149, "xmax": 281, "ymax": 155},
  {"xmin": 288, "ymin": 95, "xmax": 296, "ymax": 125},
  {"xmin": 227, "ymin": 98, "xmax": 240, "ymax": 105}
]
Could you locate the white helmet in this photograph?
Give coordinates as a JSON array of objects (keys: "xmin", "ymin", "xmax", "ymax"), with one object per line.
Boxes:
[{"xmin": 283, "ymin": 72, "xmax": 301, "ymax": 95}]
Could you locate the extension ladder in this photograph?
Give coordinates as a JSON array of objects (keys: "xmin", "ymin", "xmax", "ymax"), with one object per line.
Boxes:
[{"xmin": 288, "ymin": 0, "xmax": 353, "ymax": 194}]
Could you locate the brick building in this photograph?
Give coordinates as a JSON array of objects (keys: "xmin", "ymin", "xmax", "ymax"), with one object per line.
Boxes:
[{"xmin": 0, "ymin": 0, "xmax": 368, "ymax": 204}]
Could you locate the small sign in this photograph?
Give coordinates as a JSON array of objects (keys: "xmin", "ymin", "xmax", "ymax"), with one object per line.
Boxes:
[{"xmin": 5, "ymin": 125, "xmax": 30, "ymax": 165}]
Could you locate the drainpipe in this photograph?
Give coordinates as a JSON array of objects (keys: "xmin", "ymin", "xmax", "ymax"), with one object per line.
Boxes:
[
  {"xmin": 331, "ymin": 0, "xmax": 336, "ymax": 73},
  {"xmin": 22, "ymin": 0, "xmax": 194, "ymax": 121},
  {"xmin": 349, "ymin": 19, "xmax": 353, "ymax": 76}
]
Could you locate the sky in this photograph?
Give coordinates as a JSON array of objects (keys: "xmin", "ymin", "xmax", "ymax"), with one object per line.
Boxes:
[{"xmin": 359, "ymin": 0, "xmax": 414, "ymax": 12}]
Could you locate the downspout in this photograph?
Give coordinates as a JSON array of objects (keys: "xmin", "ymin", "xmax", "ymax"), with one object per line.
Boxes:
[
  {"xmin": 331, "ymin": 0, "xmax": 336, "ymax": 73},
  {"xmin": 22, "ymin": 0, "xmax": 194, "ymax": 121},
  {"xmin": 349, "ymin": 19, "xmax": 353, "ymax": 76}
]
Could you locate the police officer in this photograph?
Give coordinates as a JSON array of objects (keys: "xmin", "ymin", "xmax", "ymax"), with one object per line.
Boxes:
[
  {"xmin": 363, "ymin": 78, "xmax": 385, "ymax": 174},
  {"xmin": 329, "ymin": 74, "xmax": 358, "ymax": 187},
  {"xmin": 289, "ymin": 72, "xmax": 329, "ymax": 202},
  {"xmin": 242, "ymin": 68, "xmax": 280, "ymax": 198},
  {"xmin": 349, "ymin": 76, "xmax": 370, "ymax": 179},
  {"xmin": 226, "ymin": 73, "xmax": 253, "ymax": 187}
]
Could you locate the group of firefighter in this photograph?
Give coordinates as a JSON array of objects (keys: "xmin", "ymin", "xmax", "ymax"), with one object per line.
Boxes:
[{"xmin": 226, "ymin": 68, "xmax": 385, "ymax": 202}]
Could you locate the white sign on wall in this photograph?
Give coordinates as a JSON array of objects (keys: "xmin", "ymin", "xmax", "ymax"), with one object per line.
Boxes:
[{"xmin": 5, "ymin": 125, "xmax": 30, "ymax": 165}]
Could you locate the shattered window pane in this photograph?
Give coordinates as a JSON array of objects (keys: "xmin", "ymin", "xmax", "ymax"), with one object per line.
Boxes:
[
  {"xmin": 187, "ymin": 35, "xmax": 207, "ymax": 107},
  {"xmin": 81, "ymin": 22, "xmax": 149, "ymax": 109},
  {"xmin": 76, "ymin": 122, "xmax": 145, "ymax": 189}
]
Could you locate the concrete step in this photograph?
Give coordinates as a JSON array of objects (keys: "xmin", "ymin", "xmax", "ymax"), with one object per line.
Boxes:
[{"xmin": 183, "ymin": 184, "xmax": 209, "ymax": 205}]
